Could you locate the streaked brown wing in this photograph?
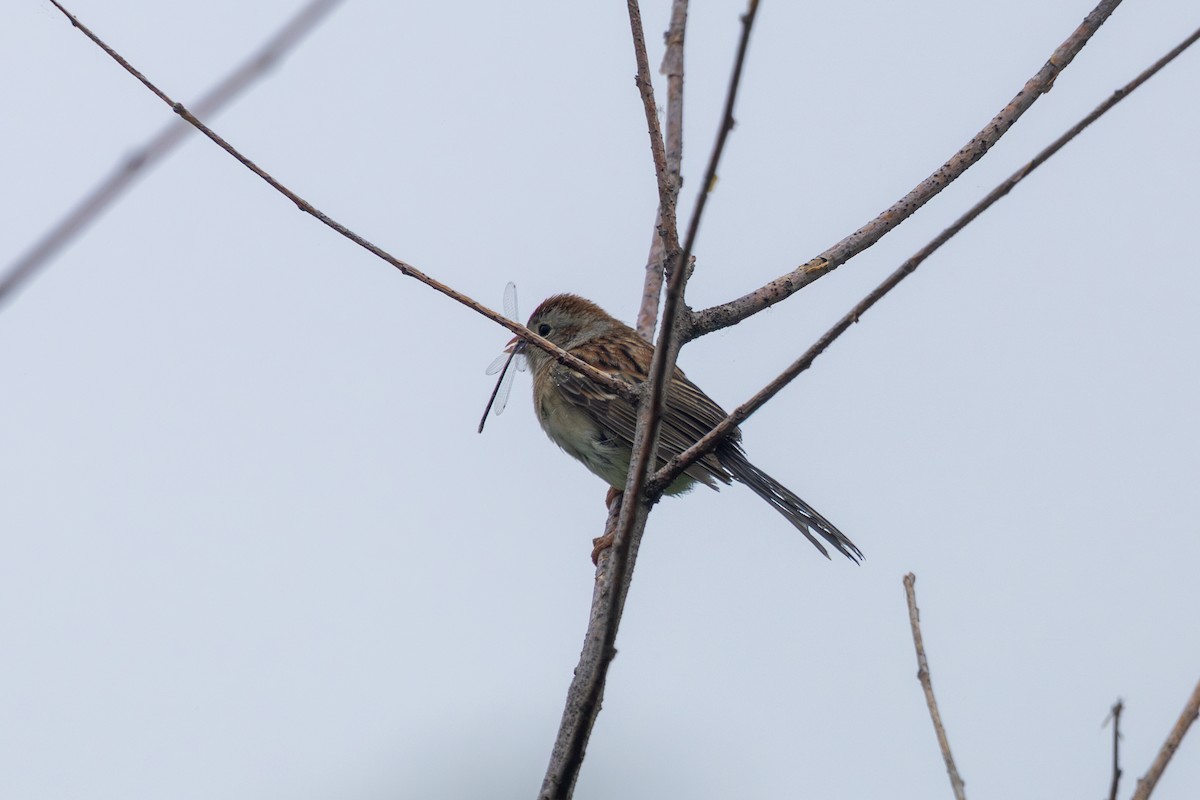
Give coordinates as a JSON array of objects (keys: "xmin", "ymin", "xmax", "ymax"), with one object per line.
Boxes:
[{"xmin": 550, "ymin": 362, "xmax": 733, "ymax": 487}]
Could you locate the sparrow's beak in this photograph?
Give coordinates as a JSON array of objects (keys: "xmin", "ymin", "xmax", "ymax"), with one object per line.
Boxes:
[{"xmin": 504, "ymin": 335, "xmax": 522, "ymax": 354}]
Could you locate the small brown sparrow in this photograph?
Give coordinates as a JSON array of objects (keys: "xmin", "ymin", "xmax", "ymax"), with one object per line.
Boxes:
[{"xmin": 499, "ymin": 293, "xmax": 860, "ymax": 562}]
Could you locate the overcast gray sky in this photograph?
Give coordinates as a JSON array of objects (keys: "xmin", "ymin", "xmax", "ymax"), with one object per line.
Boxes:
[{"xmin": 3, "ymin": 1, "xmax": 1199, "ymax": 798}]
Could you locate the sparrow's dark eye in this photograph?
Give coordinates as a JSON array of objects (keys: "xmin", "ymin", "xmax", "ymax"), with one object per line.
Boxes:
[{"xmin": 538, "ymin": 323, "xmax": 552, "ymax": 336}]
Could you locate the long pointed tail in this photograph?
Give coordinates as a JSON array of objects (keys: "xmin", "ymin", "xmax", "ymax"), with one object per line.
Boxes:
[{"xmin": 718, "ymin": 447, "xmax": 861, "ymax": 562}]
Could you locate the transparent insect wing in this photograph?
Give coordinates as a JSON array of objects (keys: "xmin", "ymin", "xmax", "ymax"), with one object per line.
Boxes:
[
  {"xmin": 479, "ymin": 282, "xmax": 524, "ymax": 432},
  {"xmin": 486, "ymin": 281, "xmax": 524, "ymax": 376},
  {"xmin": 502, "ymin": 280, "xmax": 518, "ymax": 321},
  {"xmin": 502, "ymin": 281, "xmax": 528, "ymax": 372},
  {"xmin": 487, "ymin": 349, "xmax": 528, "ymax": 377},
  {"xmin": 491, "ymin": 352, "xmax": 517, "ymax": 415},
  {"xmin": 485, "ymin": 351, "xmax": 509, "ymax": 375}
]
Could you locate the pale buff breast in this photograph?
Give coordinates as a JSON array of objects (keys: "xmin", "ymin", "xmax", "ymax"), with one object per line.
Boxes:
[{"xmin": 532, "ymin": 364, "xmax": 631, "ymax": 489}]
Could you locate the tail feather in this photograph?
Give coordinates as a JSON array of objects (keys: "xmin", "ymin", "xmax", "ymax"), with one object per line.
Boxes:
[{"xmin": 717, "ymin": 447, "xmax": 862, "ymax": 563}]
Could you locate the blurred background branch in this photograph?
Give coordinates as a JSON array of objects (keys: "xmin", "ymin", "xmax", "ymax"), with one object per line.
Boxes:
[{"xmin": 0, "ymin": 0, "xmax": 345, "ymax": 310}]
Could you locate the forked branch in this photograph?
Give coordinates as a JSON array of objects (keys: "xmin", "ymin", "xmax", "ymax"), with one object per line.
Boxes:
[
  {"xmin": 626, "ymin": 0, "xmax": 682, "ymax": 264},
  {"xmin": 635, "ymin": 0, "xmax": 689, "ymax": 339},
  {"xmin": 653, "ymin": 22, "xmax": 1200, "ymax": 492},
  {"xmin": 539, "ymin": 3, "xmax": 759, "ymax": 797}
]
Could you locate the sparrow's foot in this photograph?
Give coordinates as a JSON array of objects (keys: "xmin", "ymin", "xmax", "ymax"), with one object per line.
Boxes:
[
  {"xmin": 591, "ymin": 531, "xmax": 615, "ymax": 565},
  {"xmin": 604, "ymin": 487, "xmax": 622, "ymax": 509},
  {"xmin": 592, "ymin": 488, "xmax": 623, "ymax": 563}
]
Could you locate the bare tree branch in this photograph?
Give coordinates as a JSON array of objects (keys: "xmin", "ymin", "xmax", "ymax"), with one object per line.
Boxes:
[
  {"xmin": 1105, "ymin": 699, "xmax": 1124, "ymax": 800},
  {"xmin": 635, "ymin": 0, "xmax": 688, "ymax": 340},
  {"xmin": 0, "ymin": 0, "xmax": 345, "ymax": 310},
  {"xmin": 44, "ymin": 0, "xmax": 635, "ymax": 403},
  {"xmin": 626, "ymin": 0, "xmax": 682, "ymax": 263},
  {"xmin": 614, "ymin": 0, "xmax": 760, "ymax": 654},
  {"xmin": 638, "ymin": 221, "xmax": 668, "ymax": 340},
  {"xmin": 660, "ymin": 0, "xmax": 687, "ymax": 209},
  {"xmin": 1130, "ymin": 676, "xmax": 1200, "ymax": 800},
  {"xmin": 45, "ymin": 6, "xmax": 1189, "ymax": 800},
  {"xmin": 903, "ymin": 574, "xmax": 967, "ymax": 800},
  {"xmin": 652, "ymin": 22, "xmax": 1200, "ymax": 492},
  {"xmin": 539, "ymin": 3, "xmax": 759, "ymax": 797},
  {"xmin": 535, "ymin": 498, "xmax": 625, "ymax": 800},
  {"xmin": 687, "ymin": 0, "xmax": 1125, "ymax": 340}
]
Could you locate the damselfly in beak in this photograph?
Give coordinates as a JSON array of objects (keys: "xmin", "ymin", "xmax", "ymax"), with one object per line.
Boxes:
[{"xmin": 478, "ymin": 281, "xmax": 527, "ymax": 433}]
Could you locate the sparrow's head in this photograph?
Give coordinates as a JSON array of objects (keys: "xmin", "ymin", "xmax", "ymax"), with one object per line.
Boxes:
[{"xmin": 518, "ymin": 294, "xmax": 620, "ymax": 366}]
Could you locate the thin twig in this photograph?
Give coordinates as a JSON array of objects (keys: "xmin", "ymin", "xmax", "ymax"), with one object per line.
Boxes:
[
  {"xmin": 688, "ymin": 0, "xmax": 1125, "ymax": 339},
  {"xmin": 653, "ymin": 22, "xmax": 1200, "ymax": 491},
  {"xmin": 903, "ymin": 574, "xmax": 967, "ymax": 800},
  {"xmin": 635, "ymin": 0, "xmax": 688, "ymax": 339},
  {"xmin": 626, "ymin": 0, "xmax": 681, "ymax": 261},
  {"xmin": 538, "ymin": 4, "xmax": 759, "ymax": 797},
  {"xmin": 1105, "ymin": 699, "xmax": 1124, "ymax": 800},
  {"xmin": 1130, "ymin": 676, "xmax": 1200, "ymax": 800},
  {"xmin": 0, "ymin": 0, "xmax": 345, "ymax": 309},
  {"xmin": 638, "ymin": 222, "xmax": 668, "ymax": 340},
  {"xmin": 660, "ymin": 0, "xmax": 687, "ymax": 208},
  {"xmin": 44, "ymin": 0, "xmax": 634, "ymax": 403}
]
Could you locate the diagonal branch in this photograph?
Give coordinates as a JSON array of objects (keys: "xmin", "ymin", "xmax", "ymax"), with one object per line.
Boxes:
[
  {"xmin": 652, "ymin": 22, "xmax": 1200, "ymax": 492},
  {"xmin": 538, "ymin": 3, "xmax": 759, "ymax": 797},
  {"xmin": 688, "ymin": 0, "xmax": 1125, "ymax": 340},
  {"xmin": 535, "ymin": 498, "xmax": 625, "ymax": 800},
  {"xmin": 904, "ymin": 574, "xmax": 967, "ymax": 800},
  {"xmin": 44, "ymin": 0, "xmax": 635, "ymax": 403},
  {"xmin": 1130, "ymin": 676, "xmax": 1200, "ymax": 800},
  {"xmin": 1, "ymin": 0, "xmax": 345, "ymax": 310}
]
